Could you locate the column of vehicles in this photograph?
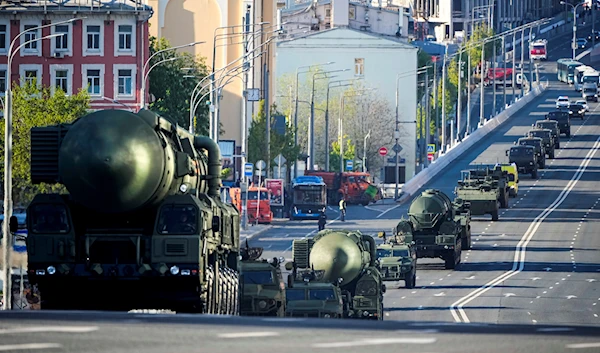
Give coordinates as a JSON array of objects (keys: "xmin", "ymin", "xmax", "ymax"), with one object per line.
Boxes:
[{"xmin": 557, "ymin": 58, "xmax": 600, "ymax": 101}]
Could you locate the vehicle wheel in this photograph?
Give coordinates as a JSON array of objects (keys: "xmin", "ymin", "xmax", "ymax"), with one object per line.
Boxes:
[
  {"xmin": 555, "ymin": 142, "xmax": 560, "ymax": 149},
  {"xmin": 361, "ymin": 199, "xmax": 369, "ymax": 206},
  {"xmin": 532, "ymin": 169, "xmax": 538, "ymax": 178},
  {"xmin": 567, "ymin": 131, "xmax": 571, "ymax": 138},
  {"xmin": 500, "ymin": 193, "xmax": 508, "ymax": 208},
  {"xmin": 462, "ymin": 229, "xmax": 472, "ymax": 250},
  {"xmin": 444, "ymin": 254, "xmax": 456, "ymax": 270},
  {"xmin": 540, "ymin": 160, "xmax": 546, "ymax": 169}
]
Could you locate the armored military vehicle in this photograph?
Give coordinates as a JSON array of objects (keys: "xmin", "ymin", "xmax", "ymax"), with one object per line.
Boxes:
[
  {"xmin": 464, "ymin": 165, "xmax": 510, "ymax": 208},
  {"xmin": 284, "ymin": 265, "xmax": 345, "ymax": 319},
  {"xmin": 546, "ymin": 110, "xmax": 571, "ymax": 138},
  {"xmin": 535, "ymin": 120, "xmax": 560, "ymax": 148},
  {"xmin": 289, "ymin": 229, "xmax": 385, "ymax": 320},
  {"xmin": 396, "ymin": 189, "xmax": 472, "ymax": 269},
  {"xmin": 517, "ymin": 136, "xmax": 546, "ymax": 169},
  {"xmin": 506, "ymin": 145, "xmax": 538, "ymax": 178},
  {"xmin": 376, "ymin": 231, "xmax": 417, "ymax": 288},
  {"xmin": 527, "ymin": 128, "xmax": 556, "ymax": 158},
  {"xmin": 25, "ymin": 109, "xmax": 240, "ymax": 313},
  {"xmin": 455, "ymin": 175, "xmax": 501, "ymax": 221},
  {"xmin": 239, "ymin": 243, "xmax": 286, "ymax": 317}
]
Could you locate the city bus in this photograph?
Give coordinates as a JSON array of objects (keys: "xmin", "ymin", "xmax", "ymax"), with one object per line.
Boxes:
[
  {"xmin": 557, "ymin": 59, "xmax": 583, "ymax": 84},
  {"xmin": 289, "ymin": 176, "xmax": 327, "ymax": 220}
]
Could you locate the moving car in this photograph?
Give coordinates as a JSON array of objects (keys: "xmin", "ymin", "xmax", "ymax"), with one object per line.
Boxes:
[
  {"xmin": 576, "ymin": 38, "xmax": 587, "ymax": 49},
  {"xmin": 569, "ymin": 103, "xmax": 586, "ymax": 120},
  {"xmin": 575, "ymin": 99, "xmax": 589, "ymax": 111},
  {"xmin": 556, "ymin": 96, "xmax": 570, "ymax": 108}
]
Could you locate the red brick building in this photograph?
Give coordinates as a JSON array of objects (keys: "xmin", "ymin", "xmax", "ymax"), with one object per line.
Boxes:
[{"xmin": 0, "ymin": 0, "xmax": 152, "ymax": 111}]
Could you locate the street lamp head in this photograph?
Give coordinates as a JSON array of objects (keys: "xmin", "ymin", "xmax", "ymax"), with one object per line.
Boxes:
[
  {"xmin": 187, "ymin": 40, "xmax": 206, "ymax": 46},
  {"xmin": 326, "ymin": 61, "xmax": 335, "ymax": 65},
  {"xmin": 560, "ymin": 1, "xmax": 565, "ymax": 4}
]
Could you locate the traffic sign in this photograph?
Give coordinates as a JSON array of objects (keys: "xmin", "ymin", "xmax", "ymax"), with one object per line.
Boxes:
[
  {"xmin": 392, "ymin": 144, "xmax": 403, "ymax": 153},
  {"xmin": 345, "ymin": 160, "xmax": 353, "ymax": 171},
  {"xmin": 428, "ymin": 154, "xmax": 434, "ymax": 162},
  {"xmin": 256, "ymin": 160, "xmax": 266, "ymax": 170},
  {"xmin": 427, "ymin": 144, "xmax": 436, "ymax": 154},
  {"xmin": 273, "ymin": 153, "xmax": 286, "ymax": 166},
  {"xmin": 378, "ymin": 147, "xmax": 388, "ymax": 156},
  {"xmin": 244, "ymin": 163, "xmax": 253, "ymax": 177}
]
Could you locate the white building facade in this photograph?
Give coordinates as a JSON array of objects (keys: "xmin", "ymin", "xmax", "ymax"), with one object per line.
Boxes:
[{"xmin": 275, "ymin": 26, "xmax": 419, "ymax": 181}]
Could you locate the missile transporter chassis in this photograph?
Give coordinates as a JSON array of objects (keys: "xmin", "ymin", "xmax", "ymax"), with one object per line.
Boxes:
[
  {"xmin": 26, "ymin": 109, "xmax": 241, "ymax": 314},
  {"xmin": 399, "ymin": 189, "xmax": 473, "ymax": 269},
  {"xmin": 291, "ymin": 230, "xmax": 385, "ymax": 320}
]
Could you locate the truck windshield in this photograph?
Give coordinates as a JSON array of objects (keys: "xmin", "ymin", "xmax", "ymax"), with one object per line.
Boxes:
[
  {"xmin": 583, "ymin": 76, "xmax": 598, "ymax": 83},
  {"xmin": 243, "ymin": 191, "xmax": 269, "ymax": 200},
  {"xmin": 585, "ymin": 88, "xmax": 596, "ymax": 92},
  {"xmin": 520, "ymin": 140, "xmax": 538, "ymax": 147},
  {"xmin": 157, "ymin": 205, "xmax": 198, "ymax": 235},
  {"xmin": 243, "ymin": 271, "xmax": 274, "ymax": 285},
  {"xmin": 29, "ymin": 204, "xmax": 70, "ymax": 234},
  {"xmin": 293, "ymin": 186, "xmax": 325, "ymax": 205},
  {"xmin": 286, "ymin": 289, "xmax": 306, "ymax": 301},
  {"xmin": 511, "ymin": 148, "xmax": 533, "ymax": 156},
  {"xmin": 533, "ymin": 44, "xmax": 545, "ymax": 50},
  {"xmin": 531, "ymin": 131, "xmax": 550, "ymax": 138},
  {"xmin": 309, "ymin": 289, "xmax": 336, "ymax": 300}
]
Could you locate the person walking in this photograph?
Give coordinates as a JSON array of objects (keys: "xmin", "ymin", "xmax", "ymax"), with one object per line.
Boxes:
[
  {"xmin": 338, "ymin": 198, "xmax": 347, "ymax": 222},
  {"xmin": 318, "ymin": 209, "xmax": 327, "ymax": 231}
]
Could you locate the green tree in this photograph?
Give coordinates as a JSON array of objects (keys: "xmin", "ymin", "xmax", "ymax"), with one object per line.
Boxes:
[
  {"xmin": 247, "ymin": 100, "xmax": 301, "ymax": 172},
  {"xmin": 0, "ymin": 81, "xmax": 90, "ymax": 204},
  {"xmin": 328, "ymin": 138, "xmax": 356, "ymax": 172},
  {"xmin": 148, "ymin": 37, "xmax": 210, "ymax": 134}
]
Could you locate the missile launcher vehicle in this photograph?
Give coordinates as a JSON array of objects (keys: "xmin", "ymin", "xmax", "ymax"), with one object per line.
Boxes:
[
  {"xmin": 396, "ymin": 189, "xmax": 471, "ymax": 269},
  {"xmin": 25, "ymin": 109, "xmax": 241, "ymax": 313},
  {"xmin": 376, "ymin": 231, "xmax": 417, "ymax": 288},
  {"xmin": 239, "ymin": 242, "xmax": 286, "ymax": 317},
  {"xmin": 289, "ymin": 229, "xmax": 386, "ymax": 320}
]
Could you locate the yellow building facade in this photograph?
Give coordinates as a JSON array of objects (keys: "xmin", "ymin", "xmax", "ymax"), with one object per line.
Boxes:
[{"xmin": 146, "ymin": 0, "xmax": 278, "ymax": 147}]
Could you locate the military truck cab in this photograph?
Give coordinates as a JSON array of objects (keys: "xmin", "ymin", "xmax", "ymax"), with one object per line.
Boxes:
[
  {"xmin": 546, "ymin": 111, "xmax": 571, "ymax": 138},
  {"xmin": 376, "ymin": 232, "xmax": 417, "ymax": 288},
  {"xmin": 506, "ymin": 146, "xmax": 538, "ymax": 178},
  {"xmin": 535, "ymin": 120, "xmax": 560, "ymax": 148},
  {"xmin": 284, "ymin": 265, "xmax": 345, "ymax": 319},
  {"xmin": 527, "ymin": 128, "xmax": 555, "ymax": 158},
  {"xmin": 240, "ymin": 247, "xmax": 286, "ymax": 317},
  {"xmin": 517, "ymin": 137, "xmax": 546, "ymax": 169}
]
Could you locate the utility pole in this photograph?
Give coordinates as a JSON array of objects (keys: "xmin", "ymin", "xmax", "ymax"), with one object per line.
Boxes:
[
  {"xmin": 433, "ymin": 60, "xmax": 438, "ymax": 148},
  {"xmin": 480, "ymin": 39, "xmax": 485, "ymax": 126},
  {"xmin": 512, "ymin": 31, "xmax": 516, "ymax": 102},
  {"xmin": 264, "ymin": 57, "xmax": 270, "ymax": 178},
  {"xmin": 529, "ymin": 27, "xmax": 534, "ymax": 91},
  {"xmin": 492, "ymin": 37, "xmax": 497, "ymax": 116},
  {"xmin": 520, "ymin": 28, "xmax": 525, "ymax": 98},
  {"xmin": 467, "ymin": 53, "xmax": 471, "ymax": 136},
  {"xmin": 502, "ymin": 34, "xmax": 507, "ymax": 109},
  {"xmin": 457, "ymin": 52, "xmax": 462, "ymax": 146},
  {"xmin": 441, "ymin": 45, "xmax": 448, "ymax": 153},
  {"xmin": 425, "ymin": 67, "xmax": 430, "ymax": 167},
  {"xmin": 240, "ymin": 20, "xmax": 250, "ymax": 230}
]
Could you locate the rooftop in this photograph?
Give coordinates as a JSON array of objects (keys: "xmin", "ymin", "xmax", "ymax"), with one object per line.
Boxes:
[{"xmin": 0, "ymin": 0, "xmax": 152, "ymax": 14}]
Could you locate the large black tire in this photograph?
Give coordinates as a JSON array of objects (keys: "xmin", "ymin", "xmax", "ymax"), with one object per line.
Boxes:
[
  {"xmin": 206, "ymin": 265, "xmax": 215, "ymax": 314},
  {"xmin": 540, "ymin": 159, "xmax": 546, "ymax": 169},
  {"xmin": 532, "ymin": 169, "xmax": 538, "ymax": 178},
  {"xmin": 566, "ymin": 130, "xmax": 571, "ymax": 138},
  {"xmin": 445, "ymin": 251, "xmax": 459, "ymax": 270},
  {"xmin": 500, "ymin": 192, "xmax": 508, "ymax": 208},
  {"xmin": 462, "ymin": 229, "xmax": 472, "ymax": 250}
]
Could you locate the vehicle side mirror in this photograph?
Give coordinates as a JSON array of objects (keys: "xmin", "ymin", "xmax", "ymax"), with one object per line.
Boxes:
[
  {"xmin": 505, "ymin": 150, "xmax": 509, "ymax": 156},
  {"xmin": 284, "ymin": 262, "xmax": 294, "ymax": 271},
  {"xmin": 9, "ymin": 215, "xmax": 18, "ymax": 233},
  {"xmin": 516, "ymin": 179, "xmax": 519, "ymax": 183},
  {"xmin": 211, "ymin": 216, "xmax": 220, "ymax": 232},
  {"xmin": 377, "ymin": 231, "xmax": 386, "ymax": 238},
  {"xmin": 381, "ymin": 284, "xmax": 387, "ymax": 294}
]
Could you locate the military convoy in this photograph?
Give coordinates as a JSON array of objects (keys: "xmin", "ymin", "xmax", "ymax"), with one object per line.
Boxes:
[
  {"xmin": 527, "ymin": 128, "xmax": 556, "ymax": 158},
  {"xmin": 455, "ymin": 166, "xmax": 510, "ymax": 221},
  {"xmin": 507, "ymin": 145, "xmax": 538, "ymax": 178},
  {"xmin": 286, "ymin": 229, "xmax": 385, "ymax": 319},
  {"xmin": 546, "ymin": 110, "xmax": 571, "ymax": 138},
  {"xmin": 239, "ymin": 243, "xmax": 286, "ymax": 317},
  {"xmin": 535, "ymin": 120, "xmax": 561, "ymax": 149},
  {"xmin": 517, "ymin": 136, "xmax": 546, "ymax": 169},
  {"xmin": 394, "ymin": 189, "xmax": 471, "ymax": 269},
  {"xmin": 25, "ymin": 109, "xmax": 241, "ymax": 313}
]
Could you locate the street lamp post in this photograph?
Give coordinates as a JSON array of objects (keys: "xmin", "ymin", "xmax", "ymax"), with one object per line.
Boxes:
[
  {"xmin": 363, "ymin": 130, "xmax": 371, "ymax": 172},
  {"xmin": 140, "ymin": 40, "xmax": 205, "ymax": 108},
  {"xmin": 309, "ymin": 68, "xmax": 349, "ymax": 170},
  {"xmin": 293, "ymin": 62, "xmax": 334, "ymax": 178},
  {"xmin": 560, "ymin": 1, "xmax": 586, "ymax": 60},
  {"xmin": 2, "ymin": 26, "xmax": 70, "ymax": 310},
  {"xmin": 325, "ymin": 78, "xmax": 360, "ymax": 171}
]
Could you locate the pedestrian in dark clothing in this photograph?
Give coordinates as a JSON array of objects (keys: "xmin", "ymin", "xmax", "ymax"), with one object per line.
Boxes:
[{"xmin": 318, "ymin": 210, "xmax": 327, "ymax": 231}]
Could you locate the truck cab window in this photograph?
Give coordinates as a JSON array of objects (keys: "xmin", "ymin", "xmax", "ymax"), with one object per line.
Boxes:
[
  {"xmin": 30, "ymin": 204, "xmax": 70, "ymax": 234},
  {"xmin": 157, "ymin": 205, "xmax": 198, "ymax": 234}
]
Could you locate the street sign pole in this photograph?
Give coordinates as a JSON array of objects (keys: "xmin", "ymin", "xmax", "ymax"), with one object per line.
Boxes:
[
  {"xmin": 255, "ymin": 160, "xmax": 266, "ymax": 225},
  {"xmin": 242, "ymin": 162, "xmax": 254, "ymax": 230}
]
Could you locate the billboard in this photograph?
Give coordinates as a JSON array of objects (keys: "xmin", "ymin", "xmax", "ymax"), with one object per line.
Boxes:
[
  {"xmin": 265, "ymin": 179, "xmax": 284, "ymax": 207},
  {"xmin": 218, "ymin": 140, "xmax": 236, "ymax": 181}
]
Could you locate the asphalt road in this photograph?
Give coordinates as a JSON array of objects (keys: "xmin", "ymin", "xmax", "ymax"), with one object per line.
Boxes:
[{"xmin": 0, "ymin": 311, "xmax": 599, "ymax": 353}]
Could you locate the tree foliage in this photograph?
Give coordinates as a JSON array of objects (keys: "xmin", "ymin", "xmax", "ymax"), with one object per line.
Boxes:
[
  {"xmin": 247, "ymin": 100, "xmax": 301, "ymax": 173},
  {"xmin": 0, "ymin": 81, "xmax": 90, "ymax": 205},
  {"xmin": 148, "ymin": 37, "xmax": 210, "ymax": 134},
  {"xmin": 329, "ymin": 138, "xmax": 356, "ymax": 172}
]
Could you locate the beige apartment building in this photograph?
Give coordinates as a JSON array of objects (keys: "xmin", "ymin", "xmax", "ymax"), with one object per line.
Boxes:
[{"xmin": 145, "ymin": 0, "xmax": 278, "ymax": 153}]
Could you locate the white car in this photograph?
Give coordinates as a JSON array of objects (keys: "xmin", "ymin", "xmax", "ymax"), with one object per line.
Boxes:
[
  {"xmin": 575, "ymin": 100, "xmax": 589, "ymax": 112},
  {"xmin": 556, "ymin": 96, "xmax": 570, "ymax": 108}
]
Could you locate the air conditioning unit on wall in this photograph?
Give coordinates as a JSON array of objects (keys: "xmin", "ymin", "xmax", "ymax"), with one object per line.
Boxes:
[{"xmin": 52, "ymin": 51, "xmax": 64, "ymax": 59}]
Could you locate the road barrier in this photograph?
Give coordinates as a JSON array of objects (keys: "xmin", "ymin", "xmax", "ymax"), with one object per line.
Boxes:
[{"xmin": 397, "ymin": 81, "xmax": 548, "ymax": 204}]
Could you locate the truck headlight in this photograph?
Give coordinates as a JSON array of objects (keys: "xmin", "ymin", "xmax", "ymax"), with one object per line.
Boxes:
[
  {"xmin": 170, "ymin": 266, "xmax": 180, "ymax": 275},
  {"xmin": 47, "ymin": 266, "xmax": 56, "ymax": 275},
  {"xmin": 323, "ymin": 313, "xmax": 331, "ymax": 318}
]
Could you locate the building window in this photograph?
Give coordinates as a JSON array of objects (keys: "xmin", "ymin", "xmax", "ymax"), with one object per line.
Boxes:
[
  {"xmin": 87, "ymin": 69, "xmax": 101, "ymax": 95},
  {"xmin": 325, "ymin": 8, "xmax": 331, "ymax": 17},
  {"xmin": 0, "ymin": 25, "xmax": 6, "ymax": 51},
  {"xmin": 24, "ymin": 70, "xmax": 38, "ymax": 85},
  {"xmin": 55, "ymin": 25, "xmax": 69, "ymax": 51},
  {"xmin": 0, "ymin": 70, "xmax": 5, "ymax": 92},
  {"xmin": 55, "ymin": 70, "xmax": 68, "ymax": 92},
  {"xmin": 118, "ymin": 69, "xmax": 132, "ymax": 95},
  {"xmin": 87, "ymin": 25, "xmax": 100, "ymax": 50},
  {"xmin": 355, "ymin": 58, "xmax": 364, "ymax": 76},
  {"xmin": 24, "ymin": 25, "xmax": 39, "ymax": 51},
  {"xmin": 118, "ymin": 25, "xmax": 132, "ymax": 51}
]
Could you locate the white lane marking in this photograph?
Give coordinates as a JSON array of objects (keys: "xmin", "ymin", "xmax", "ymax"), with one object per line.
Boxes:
[
  {"xmin": 376, "ymin": 203, "xmax": 402, "ymax": 219},
  {"xmin": 312, "ymin": 338, "xmax": 437, "ymax": 348},
  {"xmin": 218, "ymin": 332, "xmax": 280, "ymax": 338},
  {"xmin": 566, "ymin": 342, "xmax": 600, "ymax": 349},
  {"xmin": 364, "ymin": 205, "xmax": 384, "ymax": 213},
  {"xmin": 0, "ymin": 344, "xmax": 62, "ymax": 351},
  {"xmin": 450, "ymin": 136, "xmax": 600, "ymax": 323},
  {"xmin": 0, "ymin": 326, "xmax": 99, "ymax": 334}
]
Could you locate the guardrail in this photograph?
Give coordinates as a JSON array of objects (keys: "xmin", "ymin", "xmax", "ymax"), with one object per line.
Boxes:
[{"xmin": 397, "ymin": 80, "xmax": 548, "ymax": 204}]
